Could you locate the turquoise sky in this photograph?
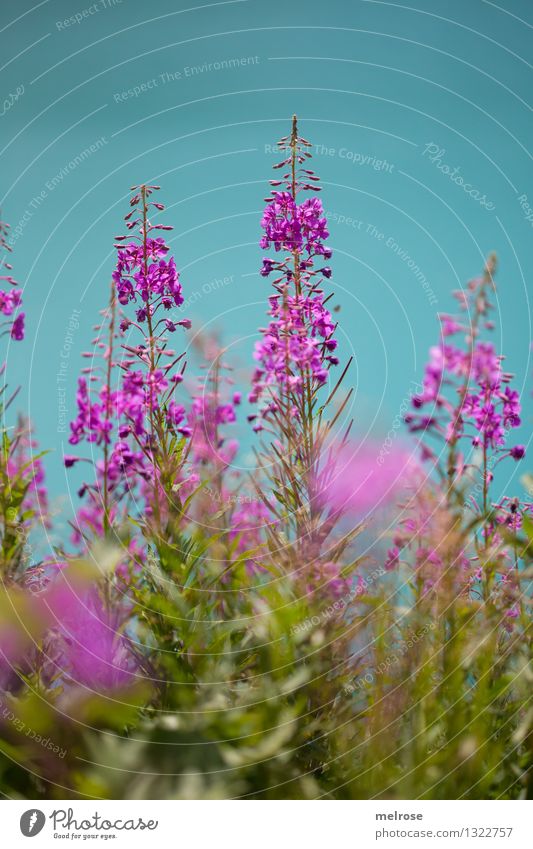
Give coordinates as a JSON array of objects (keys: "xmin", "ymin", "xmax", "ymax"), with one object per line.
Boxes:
[{"xmin": 1, "ymin": 0, "xmax": 531, "ymax": 524}]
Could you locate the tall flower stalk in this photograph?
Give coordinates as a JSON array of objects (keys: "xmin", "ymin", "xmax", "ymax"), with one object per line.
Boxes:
[
  {"xmin": 67, "ymin": 185, "xmax": 191, "ymax": 543},
  {"xmin": 394, "ymin": 256, "xmax": 530, "ymax": 619},
  {"xmin": 406, "ymin": 255, "xmax": 523, "ymax": 492},
  {"xmin": 250, "ymin": 117, "xmax": 353, "ymax": 580}
]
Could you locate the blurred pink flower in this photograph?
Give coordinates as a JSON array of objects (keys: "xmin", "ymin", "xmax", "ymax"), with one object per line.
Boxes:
[
  {"xmin": 42, "ymin": 576, "xmax": 136, "ymax": 691},
  {"xmin": 317, "ymin": 441, "xmax": 415, "ymax": 517}
]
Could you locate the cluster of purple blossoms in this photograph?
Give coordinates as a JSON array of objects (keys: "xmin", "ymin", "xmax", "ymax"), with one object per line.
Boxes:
[
  {"xmin": 406, "ymin": 265, "xmax": 525, "ymax": 469},
  {"xmin": 259, "ymin": 192, "xmax": 331, "ymax": 257},
  {"xmin": 0, "ymin": 218, "xmax": 24, "ymax": 341},
  {"xmin": 66, "ymin": 185, "xmax": 191, "ymax": 523},
  {"xmin": 69, "ymin": 369, "xmax": 188, "ymax": 450},
  {"xmin": 69, "ymin": 380, "xmax": 116, "ymax": 447},
  {"xmin": 493, "ymin": 495, "xmax": 533, "ymax": 533},
  {"xmin": 113, "ymin": 239, "xmax": 184, "ymax": 320},
  {"xmin": 249, "ymin": 121, "xmax": 338, "ymax": 429},
  {"xmin": 386, "ymin": 258, "xmax": 528, "ymax": 627}
]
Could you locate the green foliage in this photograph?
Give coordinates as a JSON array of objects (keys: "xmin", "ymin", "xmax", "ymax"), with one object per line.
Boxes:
[{"xmin": 0, "ymin": 500, "xmax": 531, "ymax": 799}]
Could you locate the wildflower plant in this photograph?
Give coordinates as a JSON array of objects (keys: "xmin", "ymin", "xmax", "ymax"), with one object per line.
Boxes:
[
  {"xmin": 248, "ymin": 117, "xmax": 361, "ymax": 599},
  {"xmin": 397, "ymin": 254, "xmax": 531, "ymax": 619},
  {"xmin": 67, "ymin": 185, "xmax": 192, "ymax": 543}
]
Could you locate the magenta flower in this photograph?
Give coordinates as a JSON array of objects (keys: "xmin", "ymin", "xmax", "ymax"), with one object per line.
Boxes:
[
  {"xmin": 0, "ymin": 288, "xmax": 22, "ymax": 316},
  {"xmin": 9, "ymin": 312, "xmax": 24, "ymax": 340}
]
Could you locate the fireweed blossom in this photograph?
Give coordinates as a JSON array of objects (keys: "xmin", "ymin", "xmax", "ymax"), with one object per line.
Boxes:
[
  {"xmin": 249, "ymin": 119, "xmax": 414, "ymax": 606},
  {"xmin": 248, "ymin": 119, "xmax": 360, "ymax": 594},
  {"xmin": 249, "ymin": 117, "xmax": 338, "ymax": 431},
  {"xmin": 405, "ymin": 254, "xmax": 524, "ymax": 494},
  {"xmin": 0, "ymin": 218, "xmax": 24, "ymax": 343},
  {"xmin": 389, "ymin": 254, "xmax": 529, "ymax": 625},
  {"xmin": 66, "ymin": 185, "xmax": 192, "ymax": 536}
]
